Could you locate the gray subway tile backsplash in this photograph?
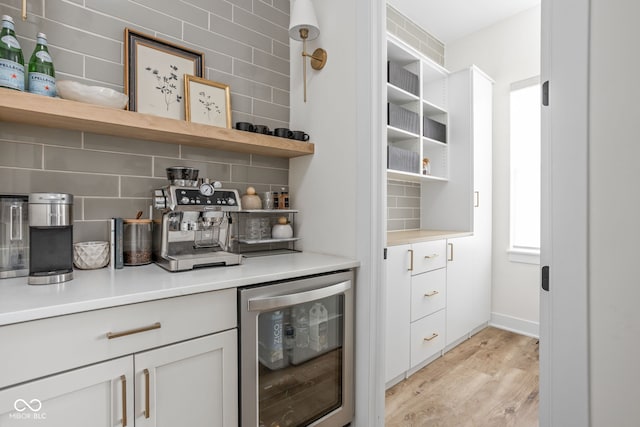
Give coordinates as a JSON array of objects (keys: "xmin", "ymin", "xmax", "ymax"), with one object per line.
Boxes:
[
  {"xmin": 84, "ymin": 57, "xmax": 125, "ymax": 87},
  {"xmin": 386, "ymin": 4, "xmax": 444, "ymax": 66},
  {"xmin": 83, "ymin": 197, "xmax": 152, "ymax": 221},
  {"xmin": 234, "ymin": 6, "xmax": 289, "ymax": 45},
  {"xmin": 83, "ymin": 134, "xmax": 180, "ymax": 158},
  {"xmin": 0, "ymin": 140, "xmax": 42, "ymax": 169},
  {"xmin": 44, "ymin": 146, "xmax": 153, "ymax": 176},
  {"xmin": 387, "ymin": 180, "xmax": 421, "ymax": 231},
  {"xmin": 233, "ymin": 58, "xmax": 289, "ymax": 92},
  {"xmin": 85, "ymin": 0, "xmax": 183, "ymax": 39},
  {"xmin": 231, "ymin": 164, "xmax": 288, "ymax": 186},
  {"xmin": 0, "ymin": 169, "xmax": 120, "ymax": 197},
  {"xmin": 0, "ymin": 123, "xmax": 82, "ymax": 147},
  {"xmin": 0, "ymin": 0, "xmax": 292, "ymax": 242}
]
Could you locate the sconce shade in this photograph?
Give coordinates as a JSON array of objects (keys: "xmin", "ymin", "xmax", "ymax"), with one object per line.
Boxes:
[{"xmin": 289, "ymin": 0, "xmax": 320, "ymax": 41}]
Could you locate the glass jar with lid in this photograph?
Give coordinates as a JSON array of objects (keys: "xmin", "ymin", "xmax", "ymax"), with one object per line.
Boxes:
[{"xmin": 123, "ymin": 219, "xmax": 152, "ymax": 265}]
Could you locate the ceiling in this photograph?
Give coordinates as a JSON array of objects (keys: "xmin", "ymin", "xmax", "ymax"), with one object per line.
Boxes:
[{"xmin": 387, "ymin": 0, "xmax": 541, "ymax": 44}]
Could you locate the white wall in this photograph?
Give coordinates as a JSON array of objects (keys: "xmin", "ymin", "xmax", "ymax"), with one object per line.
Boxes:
[
  {"xmin": 589, "ymin": 0, "xmax": 640, "ymax": 423},
  {"xmin": 289, "ymin": 0, "xmax": 386, "ymax": 425},
  {"xmin": 445, "ymin": 6, "xmax": 541, "ymax": 336}
]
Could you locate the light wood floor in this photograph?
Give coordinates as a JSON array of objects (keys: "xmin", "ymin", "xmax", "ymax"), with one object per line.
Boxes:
[{"xmin": 385, "ymin": 327, "xmax": 539, "ymax": 427}]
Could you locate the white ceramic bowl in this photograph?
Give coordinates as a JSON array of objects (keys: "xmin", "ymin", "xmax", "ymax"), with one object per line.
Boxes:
[
  {"xmin": 73, "ymin": 241, "xmax": 110, "ymax": 270},
  {"xmin": 57, "ymin": 80, "xmax": 129, "ymax": 109},
  {"xmin": 271, "ymin": 224, "xmax": 293, "ymax": 239}
]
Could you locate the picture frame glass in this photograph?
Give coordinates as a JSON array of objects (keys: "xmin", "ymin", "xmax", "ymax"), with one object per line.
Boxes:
[
  {"xmin": 125, "ymin": 29, "xmax": 203, "ymax": 120},
  {"xmin": 186, "ymin": 77, "xmax": 231, "ymax": 128}
]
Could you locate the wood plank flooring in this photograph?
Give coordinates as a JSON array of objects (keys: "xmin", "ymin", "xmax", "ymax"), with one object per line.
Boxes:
[{"xmin": 385, "ymin": 327, "xmax": 539, "ymax": 427}]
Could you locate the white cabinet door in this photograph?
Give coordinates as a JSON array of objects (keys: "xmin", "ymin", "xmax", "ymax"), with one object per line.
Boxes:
[
  {"xmin": 385, "ymin": 244, "xmax": 412, "ymax": 384},
  {"xmin": 0, "ymin": 356, "xmax": 133, "ymax": 427},
  {"xmin": 470, "ymin": 68, "xmax": 493, "ymax": 329},
  {"xmin": 134, "ymin": 330, "xmax": 238, "ymax": 427},
  {"xmin": 445, "ymin": 237, "xmax": 476, "ymax": 347}
]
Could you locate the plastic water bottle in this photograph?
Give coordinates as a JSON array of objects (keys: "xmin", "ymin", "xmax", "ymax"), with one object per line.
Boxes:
[
  {"xmin": 28, "ymin": 32, "xmax": 56, "ymax": 97},
  {"xmin": 294, "ymin": 306, "xmax": 309, "ymax": 349},
  {"xmin": 309, "ymin": 302, "xmax": 329, "ymax": 352},
  {"xmin": 0, "ymin": 15, "xmax": 25, "ymax": 91}
]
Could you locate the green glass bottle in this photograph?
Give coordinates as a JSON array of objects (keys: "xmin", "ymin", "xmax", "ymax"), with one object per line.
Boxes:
[
  {"xmin": 28, "ymin": 32, "xmax": 56, "ymax": 97},
  {"xmin": 0, "ymin": 15, "xmax": 25, "ymax": 91}
]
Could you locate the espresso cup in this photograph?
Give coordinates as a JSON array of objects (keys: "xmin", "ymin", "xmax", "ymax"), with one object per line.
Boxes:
[
  {"xmin": 274, "ymin": 128, "xmax": 293, "ymax": 138},
  {"xmin": 254, "ymin": 125, "xmax": 271, "ymax": 134},
  {"xmin": 291, "ymin": 130, "xmax": 310, "ymax": 141},
  {"xmin": 235, "ymin": 122, "xmax": 254, "ymax": 132}
]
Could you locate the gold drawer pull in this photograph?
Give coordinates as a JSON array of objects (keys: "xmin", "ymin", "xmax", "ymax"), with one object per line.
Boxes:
[
  {"xmin": 408, "ymin": 249, "xmax": 414, "ymax": 271},
  {"xmin": 424, "ymin": 291, "xmax": 439, "ymax": 297},
  {"xmin": 107, "ymin": 322, "xmax": 161, "ymax": 339},
  {"xmin": 144, "ymin": 369, "xmax": 150, "ymax": 419},
  {"xmin": 424, "ymin": 254, "xmax": 439, "ymax": 259},
  {"xmin": 423, "ymin": 333, "xmax": 439, "ymax": 342},
  {"xmin": 120, "ymin": 375, "xmax": 127, "ymax": 426}
]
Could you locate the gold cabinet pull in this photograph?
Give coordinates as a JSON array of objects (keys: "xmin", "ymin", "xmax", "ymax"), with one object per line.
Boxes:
[
  {"xmin": 424, "ymin": 254, "xmax": 439, "ymax": 259},
  {"xmin": 106, "ymin": 322, "xmax": 161, "ymax": 339},
  {"xmin": 447, "ymin": 243, "xmax": 454, "ymax": 262},
  {"xmin": 474, "ymin": 191, "xmax": 480, "ymax": 207},
  {"xmin": 424, "ymin": 290, "xmax": 439, "ymax": 297},
  {"xmin": 144, "ymin": 369, "xmax": 150, "ymax": 419},
  {"xmin": 120, "ymin": 375, "xmax": 127, "ymax": 426},
  {"xmin": 21, "ymin": 0, "xmax": 27, "ymax": 20},
  {"xmin": 423, "ymin": 333, "xmax": 439, "ymax": 342},
  {"xmin": 408, "ymin": 249, "xmax": 414, "ymax": 271}
]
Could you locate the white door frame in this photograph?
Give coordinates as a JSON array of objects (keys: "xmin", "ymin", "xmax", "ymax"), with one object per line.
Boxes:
[{"xmin": 540, "ymin": 0, "xmax": 590, "ymax": 425}]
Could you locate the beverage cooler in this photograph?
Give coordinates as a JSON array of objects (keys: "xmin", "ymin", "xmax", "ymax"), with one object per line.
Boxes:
[{"xmin": 238, "ymin": 270, "xmax": 354, "ymax": 427}]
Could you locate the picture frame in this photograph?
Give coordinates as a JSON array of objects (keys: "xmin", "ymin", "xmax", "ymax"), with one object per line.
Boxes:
[
  {"xmin": 184, "ymin": 75, "xmax": 232, "ymax": 128},
  {"xmin": 124, "ymin": 28, "xmax": 204, "ymax": 120}
]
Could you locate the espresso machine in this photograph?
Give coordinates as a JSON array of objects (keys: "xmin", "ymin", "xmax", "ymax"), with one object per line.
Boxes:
[{"xmin": 152, "ymin": 167, "xmax": 242, "ymax": 271}]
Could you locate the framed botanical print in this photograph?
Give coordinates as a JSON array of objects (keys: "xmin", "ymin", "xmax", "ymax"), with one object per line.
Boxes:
[
  {"xmin": 124, "ymin": 28, "xmax": 204, "ymax": 120},
  {"xmin": 184, "ymin": 75, "xmax": 232, "ymax": 128}
]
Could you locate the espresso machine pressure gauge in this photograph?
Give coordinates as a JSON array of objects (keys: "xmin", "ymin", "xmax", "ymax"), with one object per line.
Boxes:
[{"xmin": 199, "ymin": 183, "xmax": 214, "ymax": 196}]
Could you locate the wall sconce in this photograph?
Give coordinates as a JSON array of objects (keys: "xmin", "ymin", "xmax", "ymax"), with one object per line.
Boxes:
[{"xmin": 289, "ymin": 0, "xmax": 327, "ymax": 103}]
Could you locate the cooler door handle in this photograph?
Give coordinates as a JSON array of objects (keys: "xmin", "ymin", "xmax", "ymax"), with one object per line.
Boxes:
[{"xmin": 247, "ymin": 280, "xmax": 351, "ymax": 312}]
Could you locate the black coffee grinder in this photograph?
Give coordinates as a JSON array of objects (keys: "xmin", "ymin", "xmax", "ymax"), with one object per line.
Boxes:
[{"xmin": 28, "ymin": 193, "xmax": 73, "ymax": 285}]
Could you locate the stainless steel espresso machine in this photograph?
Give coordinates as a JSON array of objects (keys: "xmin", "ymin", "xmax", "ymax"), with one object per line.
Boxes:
[{"xmin": 152, "ymin": 167, "xmax": 242, "ymax": 271}]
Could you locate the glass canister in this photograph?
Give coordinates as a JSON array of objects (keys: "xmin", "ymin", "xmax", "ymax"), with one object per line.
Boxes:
[{"xmin": 123, "ymin": 219, "xmax": 152, "ymax": 265}]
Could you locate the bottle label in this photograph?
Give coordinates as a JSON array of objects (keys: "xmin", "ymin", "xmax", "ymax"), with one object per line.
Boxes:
[
  {"xmin": 35, "ymin": 50, "xmax": 52, "ymax": 62},
  {"xmin": 0, "ymin": 58, "xmax": 24, "ymax": 91},
  {"xmin": 28, "ymin": 72, "xmax": 56, "ymax": 96},
  {"xmin": 1, "ymin": 34, "xmax": 20, "ymax": 49}
]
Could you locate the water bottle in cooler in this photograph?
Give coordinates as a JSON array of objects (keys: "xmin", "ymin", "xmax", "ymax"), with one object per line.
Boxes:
[
  {"xmin": 294, "ymin": 305, "xmax": 310, "ymax": 349},
  {"xmin": 310, "ymin": 303, "xmax": 329, "ymax": 352},
  {"xmin": 258, "ymin": 310, "xmax": 284, "ymax": 369}
]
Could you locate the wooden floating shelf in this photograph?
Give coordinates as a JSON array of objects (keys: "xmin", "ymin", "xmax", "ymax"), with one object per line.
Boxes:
[{"xmin": 0, "ymin": 89, "xmax": 315, "ymax": 158}]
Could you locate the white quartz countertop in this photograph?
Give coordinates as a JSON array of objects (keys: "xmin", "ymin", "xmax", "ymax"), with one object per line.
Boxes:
[{"xmin": 0, "ymin": 252, "xmax": 359, "ymax": 326}]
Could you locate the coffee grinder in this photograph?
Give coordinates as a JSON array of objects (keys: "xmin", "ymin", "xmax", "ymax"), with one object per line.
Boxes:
[{"xmin": 28, "ymin": 193, "xmax": 74, "ymax": 285}]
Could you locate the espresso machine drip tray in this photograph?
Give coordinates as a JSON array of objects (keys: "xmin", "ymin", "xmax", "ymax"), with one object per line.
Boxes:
[{"xmin": 157, "ymin": 252, "xmax": 242, "ymax": 271}]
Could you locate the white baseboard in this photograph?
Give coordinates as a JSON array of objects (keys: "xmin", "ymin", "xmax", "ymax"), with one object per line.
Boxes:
[{"xmin": 490, "ymin": 312, "xmax": 539, "ymax": 338}]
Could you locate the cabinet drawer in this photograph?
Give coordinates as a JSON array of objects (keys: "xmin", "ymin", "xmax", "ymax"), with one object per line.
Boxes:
[
  {"xmin": 0, "ymin": 289, "xmax": 236, "ymax": 389},
  {"xmin": 410, "ymin": 309, "xmax": 445, "ymax": 368},
  {"xmin": 411, "ymin": 268, "xmax": 446, "ymax": 322},
  {"xmin": 411, "ymin": 240, "xmax": 446, "ymax": 275}
]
